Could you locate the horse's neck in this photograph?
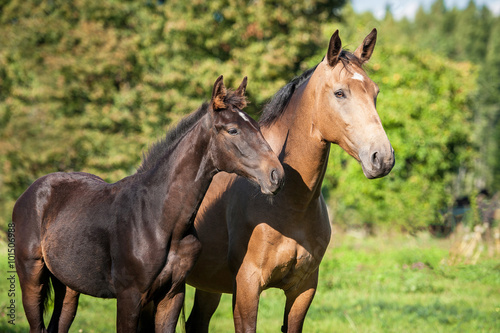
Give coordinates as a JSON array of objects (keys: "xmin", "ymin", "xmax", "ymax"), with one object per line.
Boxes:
[
  {"xmin": 143, "ymin": 118, "xmax": 216, "ymax": 233},
  {"xmin": 263, "ymin": 81, "xmax": 330, "ymax": 208}
]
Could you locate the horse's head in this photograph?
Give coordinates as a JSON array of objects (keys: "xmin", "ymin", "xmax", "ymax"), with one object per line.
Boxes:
[
  {"xmin": 208, "ymin": 75, "xmax": 284, "ymax": 195},
  {"xmin": 311, "ymin": 29, "xmax": 395, "ymax": 179}
]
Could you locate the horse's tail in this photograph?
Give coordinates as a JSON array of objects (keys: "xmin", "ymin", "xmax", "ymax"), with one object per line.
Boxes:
[{"xmin": 42, "ymin": 274, "xmax": 54, "ymax": 316}]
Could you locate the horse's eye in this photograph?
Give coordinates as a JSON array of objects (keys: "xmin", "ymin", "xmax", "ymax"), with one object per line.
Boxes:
[
  {"xmin": 227, "ymin": 128, "xmax": 239, "ymax": 136},
  {"xmin": 334, "ymin": 90, "xmax": 345, "ymax": 99}
]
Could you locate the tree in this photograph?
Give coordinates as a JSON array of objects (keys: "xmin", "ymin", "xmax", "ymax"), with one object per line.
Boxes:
[
  {"xmin": 0, "ymin": 0, "xmax": 347, "ymax": 225},
  {"xmin": 478, "ymin": 17, "xmax": 500, "ymax": 190}
]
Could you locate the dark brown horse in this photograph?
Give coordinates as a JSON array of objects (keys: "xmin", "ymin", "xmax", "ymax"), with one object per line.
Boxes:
[
  {"xmin": 185, "ymin": 29, "xmax": 395, "ymax": 332},
  {"xmin": 13, "ymin": 76, "xmax": 284, "ymax": 333}
]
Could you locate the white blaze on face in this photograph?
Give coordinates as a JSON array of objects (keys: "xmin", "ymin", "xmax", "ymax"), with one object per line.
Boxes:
[
  {"xmin": 238, "ymin": 111, "xmax": 250, "ymax": 123},
  {"xmin": 352, "ymin": 72, "xmax": 364, "ymax": 82}
]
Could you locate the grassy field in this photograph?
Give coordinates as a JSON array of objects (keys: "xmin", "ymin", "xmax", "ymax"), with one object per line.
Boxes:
[{"xmin": 1, "ymin": 231, "xmax": 499, "ymax": 332}]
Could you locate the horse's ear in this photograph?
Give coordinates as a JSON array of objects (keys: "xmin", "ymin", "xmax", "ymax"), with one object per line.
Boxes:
[
  {"xmin": 326, "ymin": 30, "xmax": 342, "ymax": 67},
  {"xmin": 236, "ymin": 76, "xmax": 247, "ymax": 97},
  {"xmin": 235, "ymin": 76, "xmax": 248, "ymax": 109},
  {"xmin": 211, "ymin": 75, "xmax": 227, "ymax": 111},
  {"xmin": 354, "ymin": 28, "xmax": 377, "ymax": 64}
]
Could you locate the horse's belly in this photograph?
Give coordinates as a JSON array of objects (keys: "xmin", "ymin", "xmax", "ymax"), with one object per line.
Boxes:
[
  {"xmin": 42, "ymin": 223, "xmax": 115, "ymax": 298},
  {"xmin": 186, "ymin": 256, "xmax": 234, "ymax": 293}
]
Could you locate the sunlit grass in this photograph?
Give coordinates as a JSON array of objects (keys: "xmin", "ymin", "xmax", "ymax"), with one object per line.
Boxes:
[{"xmin": 1, "ymin": 233, "xmax": 499, "ymax": 332}]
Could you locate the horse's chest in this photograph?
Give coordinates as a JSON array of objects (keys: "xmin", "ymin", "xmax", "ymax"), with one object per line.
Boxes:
[
  {"xmin": 292, "ymin": 245, "xmax": 321, "ymax": 273},
  {"xmin": 289, "ymin": 248, "xmax": 318, "ymax": 280},
  {"xmin": 278, "ymin": 222, "xmax": 330, "ymax": 276},
  {"xmin": 269, "ymin": 243, "xmax": 320, "ymax": 289}
]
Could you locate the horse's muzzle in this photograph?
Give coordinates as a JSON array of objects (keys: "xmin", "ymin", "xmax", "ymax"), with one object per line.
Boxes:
[
  {"xmin": 259, "ymin": 165, "xmax": 285, "ymax": 195},
  {"xmin": 361, "ymin": 146, "xmax": 395, "ymax": 179},
  {"xmin": 269, "ymin": 167, "xmax": 285, "ymax": 194}
]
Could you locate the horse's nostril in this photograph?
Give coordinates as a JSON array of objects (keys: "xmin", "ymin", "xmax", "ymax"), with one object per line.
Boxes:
[
  {"xmin": 270, "ymin": 169, "xmax": 279, "ymax": 185},
  {"xmin": 371, "ymin": 151, "xmax": 381, "ymax": 169}
]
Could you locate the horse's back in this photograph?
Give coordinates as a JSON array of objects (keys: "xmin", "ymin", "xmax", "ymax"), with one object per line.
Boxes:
[{"xmin": 14, "ymin": 172, "xmax": 107, "ymax": 225}]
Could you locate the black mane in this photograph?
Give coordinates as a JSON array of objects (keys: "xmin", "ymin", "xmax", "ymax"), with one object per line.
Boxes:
[
  {"xmin": 259, "ymin": 50, "xmax": 361, "ymax": 127},
  {"xmin": 137, "ymin": 103, "xmax": 208, "ymax": 173},
  {"xmin": 259, "ymin": 65, "xmax": 318, "ymax": 128},
  {"xmin": 137, "ymin": 90, "xmax": 247, "ymax": 173}
]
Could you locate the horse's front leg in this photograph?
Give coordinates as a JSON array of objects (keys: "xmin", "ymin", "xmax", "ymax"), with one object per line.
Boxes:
[
  {"xmin": 282, "ymin": 270, "xmax": 318, "ymax": 333},
  {"xmin": 155, "ymin": 234, "xmax": 202, "ymax": 332},
  {"xmin": 232, "ymin": 266, "xmax": 262, "ymax": 333},
  {"xmin": 154, "ymin": 284, "xmax": 186, "ymax": 332}
]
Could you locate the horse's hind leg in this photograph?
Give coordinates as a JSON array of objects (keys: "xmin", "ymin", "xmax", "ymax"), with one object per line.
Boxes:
[
  {"xmin": 16, "ymin": 255, "xmax": 51, "ymax": 333},
  {"xmin": 116, "ymin": 289, "xmax": 143, "ymax": 332},
  {"xmin": 47, "ymin": 277, "xmax": 80, "ymax": 333},
  {"xmin": 186, "ymin": 289, "xmax": 222, "ymax": 333}
]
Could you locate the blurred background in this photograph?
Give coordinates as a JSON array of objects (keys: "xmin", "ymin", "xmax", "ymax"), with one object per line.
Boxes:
[
  {"xmin": 0, "ymin": 0, "xmax": 499, "ymax": 331},
  {"xmin": 2, "ymin": 0, "xmax": 500, "ymax": 234}
]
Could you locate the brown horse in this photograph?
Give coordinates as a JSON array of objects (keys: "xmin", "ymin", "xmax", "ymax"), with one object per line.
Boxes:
[
  {"xmin": 13, "ymin": 76, "xmax": 284, "ymax": 333},
  {"xmin": 185, "ymin": 29, "xmax": 395, "ymax": 332}
]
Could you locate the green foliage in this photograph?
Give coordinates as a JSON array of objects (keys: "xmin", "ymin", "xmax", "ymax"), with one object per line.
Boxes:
[
  {"xmin": 400, "ymin": 1, "xmax": 500, "ymax": 192},
  {"xmin": 0, "ymin": 0, "xmax": 346, "ymax": 225},
  {"xmin": 479, "ymin": 17, "xmax": 500, "ymax": 189},
  {"xmin": 0, "ymin": 0, "xmax": 497, "ymax": 232}
]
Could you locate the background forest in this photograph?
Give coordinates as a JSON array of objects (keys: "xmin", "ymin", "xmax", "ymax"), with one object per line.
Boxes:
[
  {"xmin": 1, "ymin": 0, "xmax": 499, "ymax": 232},
  {"xmin": 1, "ymin": 1, "xmax": 500, "ymax": 332}
]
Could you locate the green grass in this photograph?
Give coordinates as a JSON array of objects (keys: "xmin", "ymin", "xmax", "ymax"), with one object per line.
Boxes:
[{"xmin": 1, "ymin": 233, "xmax": 499, "ymax": 332}]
